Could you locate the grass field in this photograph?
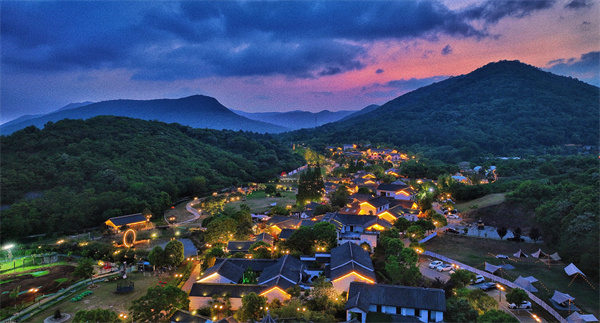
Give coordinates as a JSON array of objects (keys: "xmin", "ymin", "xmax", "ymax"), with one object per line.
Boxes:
[
  {"xmin": 25, "ymin": 272, "xmax": 164, "ymax": 322},
  {"xmin": 227, "ymin": 190, "xmax": 297, "ymax": 214},
  {"xmin": 455, "ymin": 193, "xmax": 506, "ymax": 212},
  {"xmin": 0, "ymin": 261, "xmax": 70, "ymax": 275},
  {"xmin": 425, "ymin": 234, "xmax": 599, "ymax": 318}
]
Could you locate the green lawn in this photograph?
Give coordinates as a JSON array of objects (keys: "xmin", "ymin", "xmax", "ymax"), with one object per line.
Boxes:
[
  {"xmin": 0, "ymin": 261, "xmax": 69, "ymax": 275},
  {"xmin": 425, "ymin": 234, "xmax": 599, "ymax": 318},
  {"xmin": 25, "ymin": 272, "xmax": 164, "ymax": 322},
  {"xmin": 455, "ymin": 193, "xmax": 506, "ymax": 212},
  {"xmin": 227, "ymin": 190, "xmax": 297, "ymax": 214}
]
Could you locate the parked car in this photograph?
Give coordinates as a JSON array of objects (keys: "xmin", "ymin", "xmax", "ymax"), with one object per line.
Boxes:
[
  {"xmin": 436, "ymin": 264, "xmax": 453, "ymax": 272},
  {"xmin": 471, "ymin": 274, "xmax": 485, "ymax": 284},
  {"xmin": 446, "ymin": 228, "xmax": 460, "ymax": 234},
  {"xmin": 447, "ymin": 214, "xmax": 460, "ymax": 219},
  {"xmin": 428, "ymin": 261, "xmax": 443, "ymax": 269},
  {"xmin": 450, "ymin": 209, "xmax": 458, "ymax": 214},
  {"xmin": 508, "ymin": 301, "xmax": 532, "ymax": 309},
  {"xmin": 479, "ymin": 282, "xmax": 498, "ymax": 291},
  {"xmin": 495, "ymin": 254, "xmax": 510, "ymax": 259}
]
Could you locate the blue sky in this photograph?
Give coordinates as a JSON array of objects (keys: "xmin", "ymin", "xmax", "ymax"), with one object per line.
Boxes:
[{"xmin": 1, "ymin": 0, "xmax": 598, "ymax": 123}]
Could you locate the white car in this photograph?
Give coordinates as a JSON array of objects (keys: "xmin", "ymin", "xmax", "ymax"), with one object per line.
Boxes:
[
  {"xmin": 470, "ymin": 274, "xmax": 485, "ymax": 284},
  {"xmin": 428, "ymin": 261, "xmax": 443, "ymax": 269},
  {"xmin": 447, "ymin": 214, "xmax": 460, "ymax": 219},
  {"xmin": 436, "ymin": 264, "xmax": 453, "ymax": 272},
  {"xmin": 508, "ymin": 301, "xmax": 532, "ymax": 309}
]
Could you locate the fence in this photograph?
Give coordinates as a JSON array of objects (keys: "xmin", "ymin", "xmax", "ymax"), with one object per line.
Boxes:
[
  {"xmin": 419, "ymin": 232, "xmax": 437, "ymax": 244},
  {"xmin": 423, "ymin": 251, "xmax": 567, "ymax": 323}
]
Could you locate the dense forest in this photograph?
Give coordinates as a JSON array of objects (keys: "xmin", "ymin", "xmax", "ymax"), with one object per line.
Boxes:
[
  {"xmin": 286, "ymin": 60, "xmax": 599, "ymax": 161},
  {"xmin": 0, "ymin": 116, "xmax": 304, "ymax": 240}
]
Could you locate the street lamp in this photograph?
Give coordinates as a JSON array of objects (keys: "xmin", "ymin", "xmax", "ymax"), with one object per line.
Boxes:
[
  {"xmin": 496, "ymin": 284, "xmax": 504, "ymax": 303},
  {"xmin": 29, "ymin": 288, "xmax": 39, "ymax": 307},
  {"xmin": 2, "ymin": 244, "xmax": 14, "ymax": 260}
]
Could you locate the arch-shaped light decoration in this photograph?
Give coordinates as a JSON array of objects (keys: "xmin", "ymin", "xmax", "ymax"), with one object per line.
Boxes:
[{"xmin": 123, "ymin": 229, "xmax": 136, "ymax": 248}]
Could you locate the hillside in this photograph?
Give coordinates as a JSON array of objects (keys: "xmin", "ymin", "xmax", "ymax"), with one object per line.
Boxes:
[
  {"xmin": 0, "ymin": 95, "xmax": 287, "ymax": 135},
  {"xmin": 232, "ymin": 109, "xmax": 357, "ymax": 130},
  {"xmin": 0, "ymin": 117, "xmax": 304, "ymax": 239},
  {"xmin": 286, "ymin": 60, "xmax": 599, "ymax": 159}
]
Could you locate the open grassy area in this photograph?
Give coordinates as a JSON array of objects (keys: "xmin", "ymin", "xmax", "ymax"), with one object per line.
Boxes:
[
  {"xmin": 455, "ymin": 193, "xmax": 506, "ymax": 212},
  {"xmin": 0, "ymin": 261, "xmax": 70, "ymax": 275},
  {"xmin": 227, "ymin": 190, "xmax": 297, "ymax": 214},
  {"xmin": 24, "ymin": 272, "xmax": 165, "ymax": 322},
  {"xmin": 425, "ymin": 234, "xmax": 599, "ymax": 318}
]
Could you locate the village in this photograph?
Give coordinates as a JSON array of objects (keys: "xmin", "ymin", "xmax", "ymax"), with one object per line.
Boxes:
[{"xmin": 1, "ymin": 145, "xmax": 597, "ymax": 323}]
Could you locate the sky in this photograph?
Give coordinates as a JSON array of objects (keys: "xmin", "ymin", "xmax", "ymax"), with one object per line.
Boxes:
[{"xmin": 1, "ymin": 0, "xmax": 599, "ymax": 124}]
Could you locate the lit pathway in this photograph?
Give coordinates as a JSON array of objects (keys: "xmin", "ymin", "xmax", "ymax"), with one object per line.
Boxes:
[{"xmin": 181, "ymin": 263, "xmax": 201, "ymax": 293}]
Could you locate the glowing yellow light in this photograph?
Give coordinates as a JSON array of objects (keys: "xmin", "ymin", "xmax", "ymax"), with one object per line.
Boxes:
[
  {"xmin": 331, "ymin": 271, "xmax": 375, "ymax": 284},
  {"xmin": 259, "ymin": 286, "xmax": 291, "ymax": 298},
  {"xmin": 122, "ymin": 229, "xmax": 136, "ymax": 248}
]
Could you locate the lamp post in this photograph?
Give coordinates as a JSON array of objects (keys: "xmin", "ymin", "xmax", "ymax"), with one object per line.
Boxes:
[
  {"xmin": 496, "ymin": 284, "xmax": 504, "ymax": 303},
  {"xmin": 29, "ymin": 288, "xmax": 39, "ymax": 308}
]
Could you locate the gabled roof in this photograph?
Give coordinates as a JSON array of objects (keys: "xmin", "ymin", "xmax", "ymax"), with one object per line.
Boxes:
[
  {"xmin": 258, "ymin": 255, "xmax": 305, "ymax": 288},
  {"xmin": 254, "ymin": 233, "xmax": 274, "ymax": 246},
  {"xmin": 213, "ymin": 258, "xmax": 277, "ymax": 273},
  {"xmin": 349, "ymin": 193, "xmax": 373, "ymax": 203},
  {"xmin": 332, "ymin": 213, "xmax": 379, "ymax": 227},
  {"xmin": 169, "ymin": 309, "xmax": 210, "ymax": 323},
  {"xmin": 330, "ymin": 242, "xmax": 375, "ymax": 281},
  {"xmin": 198, "ymin": 259, "xmax": 245, "ymax": 283},
  {"xmin": 363, "ymin": 196, "xmax": 390, "ymax": 208},
  {"xmin": 268, "ymin": 217, "xmax": 302, "ymax": 230},
  {"xmin": 377, "ymin": 183, "xmax": 409, "ymax": 192},
  {"xmin": 105, "ymin": 213, "xmax": 146, "ymax": 227},
  {"xmin": 278, "ymin": 229, "xmax": 296, "ymax": 240},
  {"xmin": 190, "ymin": 283, "xmax": 266, "ymax": 298},
  {"xmin": 364, "ymin": 218, "xmax": 393, "ymax": 229},
  {"xmin": 227, "ymin": 241, "xmax": 255, "ymax": 253},
  {"xmin": 345, "ymin": 282, "xmax": 446, "ymax": 313}
]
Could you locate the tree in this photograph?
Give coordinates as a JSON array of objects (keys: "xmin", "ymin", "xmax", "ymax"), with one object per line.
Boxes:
[
  {"xmin": 505, "ymin": 288, "xmax": 528, "ymax": 305},
  {"xmin": 331, "ymin": 185, "xmax": 349, "ymax": 208},
  {"xmin": 357, "ymin": 186, "xmax": 374, "ymax": 195},
  {"xmin": 496, "ymin": 227, "xmax": 508, "ymax": 240},
  {"xmin": 148, "ymin": 245, "xmax": 166, "ymax": 268},
  {"xmin": 285, "ymin": 226, "xmax": 315, "ymax": 255},
  {"xmin": 296, "ymin": 166, "xmax": 324, "ymax": 205},
  {"xmin": 72, "ymin": 258, "xmax": 96, "ymax": 286},
  {"xmin": 205, "ymin": 216, "xmax": 237, "ymax": 244},
  {"xmin": 406, "ymin": 225, "xmax": 425, "ymax": 241},
  {"xmin": 242, "ymin": 267, "xmax": 257, "ymax": 284},
  {"xmin": 164, "ymin": 239, "xmax": 185, "ymax": 266},
  {"xmin": 393, "ymin": 217, "xmax": 411, "ymax": 232},
  {"xmin": 477, "ymin": 309, "xmax": 519, "ymax": 323},
  {"xmin": 446, "ymin": 298, "xmax": 478, "ymax": 322},
  {"xmin": 449, "ymin": 269, "xmax": 476, "ymax": 289},
  {"xmin": 73, "ymin": 309, "xmax": 120, "ymax": 323},
  {"xmin": 265, "ymin": 184, "xmax": 277, "ymax": 196},
  {"xmin": 431, "ymin": 213, "xmax": 448, "ymax": 227},
  {"xmin": 529, "ymin": 227, "xmax": 541, "ymax": 242},
  {"xmin": 129, "ymin": 285, "xmax": 189, "ymax": 322},
  {"xmin": 513, "ymin": 227, "xmax": 522, "ymax": 241},
  {"xmin": 249, "ymin": 241, "xmax": 272, "ymax": 259},
  {"xmin": 415, "ymin": 219, "xmax": 435, "ymax": 233},
  {"xmin": 236, "ymin": 292, "xmax": 266, "ymax": 322},
  {"xmin": 313, "ymin": 222, "xmax": 337, "ymax": 251}
]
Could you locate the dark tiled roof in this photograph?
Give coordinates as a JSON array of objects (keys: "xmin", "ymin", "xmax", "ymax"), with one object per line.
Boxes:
[
  {"xmin": 278, "ymin": 229, "xmax": 296, "ymax": 240},
  {"xmin": 377, "ymin": 183, "xmax": 409, "ymax": 192},
  {"xmin": 300, "ymin": 220, "xmax": 317, "ymax": 227},
  {"xmin": 330, "ymin": 242, "xmax": 374, "ymax": 280},
  {"xmin": 258, "ymin": 255, "xmax": 304, "ymax": 288},
  {"xmin": 254, "ymin": 233, "xmax": 274, "ymax": 246},
  {"xmin": 199, "ymin": 259, "xmax": 245, "ymax": 283},
  {"xmin": 330, "ymin": 262, "xmax": 376, "ymax": 282},
  {"xmin": 333, "ymin": 213, "xmax": 379, "ymax": 227},
  {"xmin": 270, "ymin": 218, "xmax": 302, "ymax": 230},
  {"xmin": 365, "ymin": 196, "xmax": 391, "ymax": 208},
  {"xmin": 189, "ymin": 283, "xmax": 266, "ymax": 298},
  {"xmin": 364, "ymin": 218, "xmax": 393, "ymax": 229},
  {"xmin": 106, "ymin": 213, "xmax": 146, "ymax": 226},
  {"xmin": 169, "ymin": 309, "xmax": 210, "ymax": 323},
  {"xmin": 214, "ymin": 258, "xmax": 277, "ymax": 273},
  {"xmin": 349, "ymin": 193, "xmax": 373, "ymax": 202},
  {"xmin": 227, "ymin": 241, "xmax": 255, "ymax": 253},
  {"xmin": 345, "ymin": 282, "xmax": 446, "ymax": 312}
]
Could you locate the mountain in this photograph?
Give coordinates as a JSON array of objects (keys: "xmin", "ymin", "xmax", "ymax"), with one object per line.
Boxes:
[
  {"xmin": 1, "ymin": 102, "xmax": 94, "ymax": 128},
  {"xmin": 0, "ymin": 116, "xmax": 304, "ymax": 239},
  {"xmin": 231, "ymin": 109, "xmax": 358, "ymax": 130},
  {"xmin": 338, "ymin": 104, "xmax": 380, "ymax": 121},
  {"xmin": 0, "ymin": 95, "xmax": 287, "ymax": 135},
  {"xmin": 286, "ymin": 60, "xmax": 599, "ymax": 160}
]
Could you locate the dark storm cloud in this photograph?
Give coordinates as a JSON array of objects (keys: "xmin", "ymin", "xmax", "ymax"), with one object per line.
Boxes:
[
  {"xmin": 2, "ymin": 1, "xmax": 550, "ymax": 81},
  {"xmin": 441, "ymin": 44, "xmax": 453, "ymax": 55},
  {"xmin": 565, "ymin": 0, "xmax": 593, "ymax": 9},
  {"xmin": 546, "ymin": 51, "xmax": 600, "ymax": 86},
  {"xmin": 461, "ymin": 0, "xmax": 556, "ymax": 24}
]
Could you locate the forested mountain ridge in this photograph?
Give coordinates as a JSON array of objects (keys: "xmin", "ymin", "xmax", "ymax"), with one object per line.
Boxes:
[
  {"xmin": 231, "ymin": 109, "xmax": 357, "ymax": 130},
  {"xmin": 286, "ymin": 60, "xmax": 599, "ymax": 160},
  {"xmin": 0, "ymin": 95, "xmax": 288, "ymax": 135},
  {"xmin": 0, "ymin": 116, "xmax": 304, "ymax": 239}
]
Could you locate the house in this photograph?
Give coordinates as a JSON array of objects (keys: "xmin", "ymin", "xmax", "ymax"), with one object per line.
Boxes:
[
  {"xmin": 104, "ymin": 213, "xmax": 149, "ymax": 233},
  {"xmin": 256, "ymin": 254, "xmax": 305, "ymax": 300},
  {"xmin": 376, "ymin": 183, "xmax": 414, "ymax": 201},
  {"xmin": 278, "ymin": 229, "xmax": 296, "ymax": 241},
  {"xmin": 345, "ymin": 282, "xmax": 446, "ymax": 323},
  {"xmin": 226, "ymin": 233, "xmax": 274, "ymax": 254},
  {"xmin": 330, "ymin": 242, "xmax": 375, "ymax": 293},
  {"xmin": 267, "ymin": 216, "xmax": 302, "ymax": 236},
  {"xmin": 169, "ymin": 309, "xmax": 210, "ymax": 323},
  {"xmin": 197, "ymin": 259, "xmax": 246, "ymax": 284},
  {"xmin": 189, "ymin": 283, "xmax": 267, "ymax": 310},
  {"xmin": 359, "ymin": 196, "xmax": 390, "ymax": 215}
]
